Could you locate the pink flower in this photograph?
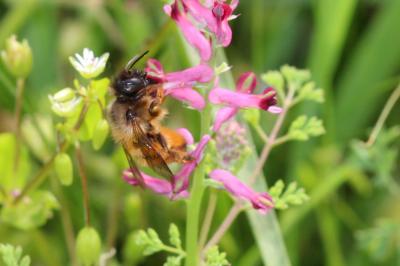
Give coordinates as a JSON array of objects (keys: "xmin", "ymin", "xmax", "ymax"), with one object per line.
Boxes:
[
  {"xmin": 182, "ymin": 0, "xmax": 239, "ymax": 47},
  {"xmin": 164, "ymin": 2, "xmax": 212, "ymax": 61},
  {"xmin": 209, "ymin": 169, "xmax": 274, "ymax": 214},
  {"xmin": 173, "ymin": 134, "xmax": 211, "ymax": 195},
  {"xmin": 123, "ymin": 171, "xmax": 189, "ymax": 200},
  {"xmin": 146, "ymin": 59, "xmax": 214, "ymax": 110},
  {"xmin": 210, "ymin": 72, "xmax": 281, "ymax": 131},
  {"xmin": 123, "ymin": 134, "xmax": 211, "ymax": 200}
]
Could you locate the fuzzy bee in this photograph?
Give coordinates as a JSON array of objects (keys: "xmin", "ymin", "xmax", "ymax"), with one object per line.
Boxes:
[{"xmin": 108, "ymin": 51, "xmax": 192, "ymax": 187}]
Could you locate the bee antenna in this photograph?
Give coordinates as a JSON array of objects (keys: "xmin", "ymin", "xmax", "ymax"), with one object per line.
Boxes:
[{"xmin": 125, "ymin": 51, "xmax": 149, "ymax": 71}]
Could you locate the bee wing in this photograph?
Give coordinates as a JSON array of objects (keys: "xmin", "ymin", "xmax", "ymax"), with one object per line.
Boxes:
[
  {"xmin": 130, "ymin": 118, "xmax": 174, "ymax": 181},
  {"xmin": 123, "ymin": 147, "xmax": 145, "ymax": 187}
]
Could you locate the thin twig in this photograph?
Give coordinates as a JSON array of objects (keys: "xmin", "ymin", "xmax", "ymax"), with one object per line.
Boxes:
[
  {"xmin": 253, "ymin": 124, "xmax": 269, "ymax": 143},
  {"xmin": 199, "ymin": 192, "xmax": 218, "ymax": 249},
  {"xmin": 203, "ymin": 203, "xmax": 242, "ymax": 252},
  {"xmin": 249, "ymin": 88, "xmax": 295, "ymax": 185},
  {"xmin": 13, "ymin": 103, "xmax": 89, "ymax": 204},
  {"xmin": 75, "ymin": 144, "xmax": 91, "ymax": 226},
  {"xmin": 13, "ymin": 78, "xmax": 25, "ymax": 172},
  {"xmin": 366, "ymin": 83, "xmax": 400, "ymax": 147},
  {"xmin": 13, "ymin": 141, "xmax": 68, "ymax": 204},
  {"xmin": 50, "ymin": 176, "xmax": 78, "ymax": 266},
  {"xmin": 202, "ymin": 89, "xmax": 295, "ymax": 251}
]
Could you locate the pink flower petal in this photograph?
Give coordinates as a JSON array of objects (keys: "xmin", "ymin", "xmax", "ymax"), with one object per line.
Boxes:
[
  {"xmin": 165, "ymin": 64, "xmax": 214, "ymax": 83},
  {"xmin": 183, "ymin": 0, "xmax": 217, "ymax": 30},
  {"xmin": 176, "ymin": 128, "xmax": 194, "ymax": 145},
  {"xmin": 165, "ymin": 2, "xmax": 212, "ymax": 62},
  {"xmin": 174, "ymin": 135, "xmax": 211, "ymax": 193},
  {"xmin": 209, "ymin": 88, "xmax": 281, "ymax": 113},
  {"xmin": 123, "ymin": 170, "xmax": 188, "ymax": 200},
  {"xmin": 236, "ymin": 72, "xmax": 257, "ymax": 93},
  {"xmin": 165, "ymin": 87, "xmax": 206, "ymax": 110},
  {"xmin": 212, "ymin": 106, "xmax": 238, "ymax": 132},
  {"xmin": 145, "ymin": 59, "xmax": 165, "ymax": 81},
  {"xmin": 209, "ymin": 169, "xmax": 274, "ymax": 214}
]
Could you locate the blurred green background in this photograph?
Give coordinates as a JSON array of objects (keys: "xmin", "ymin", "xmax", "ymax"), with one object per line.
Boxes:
[{"xmin": 0, "ymin": 0, "xmax": 400, "ymax": 265}]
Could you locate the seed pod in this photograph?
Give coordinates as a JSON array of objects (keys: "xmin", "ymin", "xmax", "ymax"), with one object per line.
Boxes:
[
  {"xmin": 76, "ymin": 227, "xmax": 101, "ymax": 266},
  {"xmin": 92, "ymin": 119, "xmax": 109, "ymax": 150},
  {"xmin": 54, "ymin": 153, "xmax": 73, "ymax": 186}
]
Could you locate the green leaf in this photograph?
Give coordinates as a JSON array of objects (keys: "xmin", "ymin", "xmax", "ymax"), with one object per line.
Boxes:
[
  {"xmin": 78, "ymin": 103, "xmax": 102, "ymax": 141},
  {"xmin": 297, "ymin": 82, "xmax": 324, "ymax": 103},
  {"xmin": 350, "ymin": 126, "xmax": 400, "ymax": 189},
  {"xmin": 169, "ymin": 224, "xmax": 182, "ymax": 250},
  {"xmin": 123, "ymin": 231, "xmax": 145, "ymax": 265},
  {"xmin": 164, "ymin": 256, "xmax": 182, "ymax": 266},
  {"xmin": 205, "ymin": 246, "xmax": 230, "ymax": 266},
  {"xmin": 92, "ymin": 119, "xmax": 109, "ymax": 150},
  {"xmin": 261, "ymin": 71, "xmax": 285, "ymax": 100},
  {"xmin": 0, "ymin": 244, "xmax": 31, "ymax": 266},
  {"xmin": 280, "ymin": 65, "xmax": 310, "ymax": 90},
  {"xmin": 135, "ymin": 229, "xmax": 163, "ymax": 256},
  {"xmin": 89, "ymin": 78, "xmax": 109, "ymax": 105},
  {"xmin": 269, "ymin": 180, "xmax": 309, "ymax": 210},
  {"xmin": 356, "ymin": 219, "xmax": 400, "ymax": 262},
  {"xmin": 1, "ymin": 190, "xmax": 59, "ymax": 230},
  {"xmin": 0, "ymin": 133, "xmax": 30, "ymax": 193},
  {"xmin": 288, "ymin": 115, "xmax": 325, "ymax": 141}
]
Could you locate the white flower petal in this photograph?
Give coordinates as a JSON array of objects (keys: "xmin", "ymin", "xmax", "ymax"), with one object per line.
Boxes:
[{"xmin": 69, "ymin": 48, "xmax": 109, "ymax": 79}]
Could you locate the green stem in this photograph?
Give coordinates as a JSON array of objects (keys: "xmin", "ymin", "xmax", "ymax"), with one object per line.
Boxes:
[
  {"xmin": 13, "ymin": 102, "xmax": 88, "ymax": 204},
  {"xmin": 198, "ymin": 191, "xmax": 218, "ymax": 249},
  {"xmin": 253, "ymin": 124, "xmax": 269, "ymax": 143},
  {"xmin": 50, "ymin": 176, "xmax": 78, "ymax": 266},
  {"xmin": 366, "ymin": 83, "xmax": 400, "ymax": 147},
  {"xmin": 75, "ymin": 143, "xmax": 91, "ymax": 227},
  {"xmin": 13, "ymin": 78, "xmax": 25, "ymax": 173},
  {"xmin": 185, "ymin": 104, "xmax": 212, "ymax": 266},
  {"xmin": 13, "ymin": 141, "xmax": 69, "ymax": 204},
  {"xmin": 162, "ymin": 244, "xmax": 186, "ymax": 256}
]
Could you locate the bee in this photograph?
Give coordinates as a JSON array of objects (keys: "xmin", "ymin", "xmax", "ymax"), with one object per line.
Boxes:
[{"xmin": 109, "ymin": 51, "xmax": 192, "ymax": 188}]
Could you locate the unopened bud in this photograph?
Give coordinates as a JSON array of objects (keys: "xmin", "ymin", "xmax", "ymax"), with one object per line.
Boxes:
[
  {"xmin": 1, "ymin": 35, "xmax": 33, "ymax": 78},
  {"xmin": 76, "ymin": 227, "xmax": 102, "ymax": 266},
  {"xmin": 49, "ymin": 95, "xmax": 82, "ymax": 117},
  {"xmin": 54, "ymin": 153, "xmax": 73, "ymax": 186},
  {"xmin": 52, "ymin": 88, "xmax": 75, "ymax": 103}
]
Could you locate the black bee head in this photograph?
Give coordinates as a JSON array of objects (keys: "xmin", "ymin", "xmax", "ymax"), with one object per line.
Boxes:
[
  {"xmin": 114, "ymin": 70, "xmax": 148, "ymax": 99},
  {"xmin": 113, "ymin": 51, "xmax": 157, "ymax": 101}
]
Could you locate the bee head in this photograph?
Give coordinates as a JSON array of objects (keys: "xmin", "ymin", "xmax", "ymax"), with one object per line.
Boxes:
[
  {"xmin": 113, "ymin": 51, "xmax": 155, "ymax": 100},
  {"xmin": 114, "ymin": 70, "xmax": 148, "ymax": 99}
]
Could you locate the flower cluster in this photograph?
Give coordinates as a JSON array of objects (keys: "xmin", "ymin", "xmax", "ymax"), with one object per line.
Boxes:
[
  {"xmin": 164, "ymin": 0, "xmax": 239, "ymax": 62},
  {"xmin": 123, "ymin": 0, "xmax": 281, "ymax": 213}
]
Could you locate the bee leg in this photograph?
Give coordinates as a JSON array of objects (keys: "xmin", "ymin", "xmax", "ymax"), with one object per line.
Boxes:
[
  {"xmin": 149, "ymin": 100, "xmax": 161, "ymax": 116},
  {"xmin": 165, "ymin": 149, "xmax": 194, "ymax": 164}
]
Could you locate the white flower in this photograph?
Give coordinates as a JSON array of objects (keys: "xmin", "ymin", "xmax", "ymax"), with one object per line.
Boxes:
[{"xmin": 69, "ymin": 48, "xmax": 109, "ymax": 79}]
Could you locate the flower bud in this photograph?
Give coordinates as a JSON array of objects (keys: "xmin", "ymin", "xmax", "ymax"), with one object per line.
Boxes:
[
  {"xmin": 92, "ymin": 119, "xmax": 109, "ymax": 150},
  {"xmin": 48, "ymin": 95, "xmax": 82, "ymax": 117},
  {"xmin": 54, "ymin": 153, "xmax": 73, "ymax": 186},
  {"xmin": 52, "ymin": 88, "xmax": 75, "ymax": 103},
  {"xmin": 1, "ymin": 35, "xmax": 33, "ymax": 78},
  {"xmin": 76, "ymin": 227, "xmax": 102, "ymax": 266}
]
